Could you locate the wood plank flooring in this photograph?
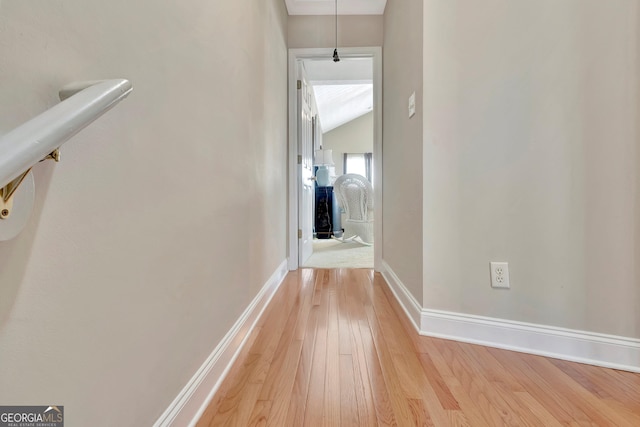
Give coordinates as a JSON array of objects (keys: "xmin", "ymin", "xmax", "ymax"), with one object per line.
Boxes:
[{"xmin": 197, "ymin": 269, "xmax": 640, "ymax": 426}]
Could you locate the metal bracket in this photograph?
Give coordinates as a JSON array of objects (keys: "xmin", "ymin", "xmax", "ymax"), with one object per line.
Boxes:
[
  {"xmin": 40, "ymin": 148, "xmax": 61, "ymax": 163},
  {"xmin": 0, "ymin": 149, "xmax": 60, "ymax": 220},
  {"xmin": 0, "ymin": 169, "xmax": 29, "ymax": 219},
  {"xmin": 0, "ymin": 190, "xmax": 14, "ymax": 219}
]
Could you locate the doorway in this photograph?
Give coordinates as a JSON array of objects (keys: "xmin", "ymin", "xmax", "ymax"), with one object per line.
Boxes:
[{"xmin": 287, "ymin": 47, "xmax": 382, "ymax": 271}]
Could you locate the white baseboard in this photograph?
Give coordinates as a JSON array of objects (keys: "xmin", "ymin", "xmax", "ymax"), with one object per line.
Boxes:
[
  {"xmin": 153, "ymin": 260, "xmax": 289, "ymax": 427},
  {"xmin": 380, "ymin": 261, "xmax": 421, "ymax": 332},
  {"xmin": 380, "ymin": 261, "xmax": 640, "ymax": 373},
  {"xmin": 420, "ymin": 309, "xmax": 640, "ymax": 373}
]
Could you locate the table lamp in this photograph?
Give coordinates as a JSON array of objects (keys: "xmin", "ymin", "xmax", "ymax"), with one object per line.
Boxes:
[{"xmin": 314, "ymin": 149, "xmax": 334, "ymax": 187}]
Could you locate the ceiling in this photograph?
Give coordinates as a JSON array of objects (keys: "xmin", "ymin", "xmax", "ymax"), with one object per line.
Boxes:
[
  {"xmin": 285, "ymin": 0, "xmax": 387, "ymax": 16},
  {"xmin": 304, "ymin": 58, "xmax": 373, "ymax": 133}
]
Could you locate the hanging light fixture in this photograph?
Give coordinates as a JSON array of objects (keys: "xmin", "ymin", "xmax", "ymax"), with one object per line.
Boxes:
[{"xmin": 333, "ymin": 0, "xmax": 340, "ymax": 62}]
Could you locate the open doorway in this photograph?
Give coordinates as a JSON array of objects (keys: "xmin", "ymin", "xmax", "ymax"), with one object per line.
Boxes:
[
  {"xmin": 287, "ymin": 48, "xmax": 382, "ymax": 271},
  {"xmin": 302, "ymin": 57, "xmax": 374, "ymax": 268}
]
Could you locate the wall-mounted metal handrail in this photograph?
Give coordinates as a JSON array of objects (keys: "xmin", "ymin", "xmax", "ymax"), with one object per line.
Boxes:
[{"xmin": 0, "ymin": 79, "xmax": 133, "ymax": 189}]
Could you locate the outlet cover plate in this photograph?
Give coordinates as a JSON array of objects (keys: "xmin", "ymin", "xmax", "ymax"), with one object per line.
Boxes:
[{"xmin": 490, "ymin": 262, "xmax": 510, "ymax": 289}]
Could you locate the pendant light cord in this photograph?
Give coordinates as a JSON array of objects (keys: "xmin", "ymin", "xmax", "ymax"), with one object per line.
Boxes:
[{"xmin": 333, "ymin": 0, "xmax": 340, "ymax": 62}]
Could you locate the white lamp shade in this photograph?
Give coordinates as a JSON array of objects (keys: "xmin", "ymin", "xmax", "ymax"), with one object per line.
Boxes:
[{"xmin": 314, "ymin": 149, "xmax": 334, "ymax": 166}]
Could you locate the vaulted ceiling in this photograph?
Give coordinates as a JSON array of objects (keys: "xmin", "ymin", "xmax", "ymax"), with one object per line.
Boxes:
[
  {"xmin": 304, "ymin": 58, "xmax": 373, "ymax": 133},
  {"xmin": 285, "ymin": 0, "xmax": 387, "ymax": 16}
]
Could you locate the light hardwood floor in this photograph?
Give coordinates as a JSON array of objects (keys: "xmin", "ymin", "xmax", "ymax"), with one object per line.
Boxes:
[{"xmin": 197, "ymin": 268, "xmax": 640, "ymax": 426}]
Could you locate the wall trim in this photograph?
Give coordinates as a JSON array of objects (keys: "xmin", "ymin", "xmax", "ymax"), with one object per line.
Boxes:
[
  {"xmin": 380, "ymin": 261, "xmax": 640, "ymax": 373},
  {"xmin": 153, "ymin": 260, "xmax": 289, "ymax": 427},
  {"xmin": 420, "ymin": 309, "xmax": 640, "ymax": 373},
  {"xmin": 380, "ymin": 261, "xmax": 421, "ymax": 332}
]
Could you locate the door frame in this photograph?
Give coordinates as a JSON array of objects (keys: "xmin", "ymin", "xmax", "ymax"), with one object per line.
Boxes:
[{"xmin": 287, "ymin": 47, "xmax": 383, "ymax": 271}]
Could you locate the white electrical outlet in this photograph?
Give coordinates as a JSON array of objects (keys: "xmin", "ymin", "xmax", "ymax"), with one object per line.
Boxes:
[{"xmin": 490, "ymin": 262, "xmax": 510, "ymax": 289}]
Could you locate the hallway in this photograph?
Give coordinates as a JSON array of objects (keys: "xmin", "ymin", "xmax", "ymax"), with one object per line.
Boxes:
[{"xmin": 196, "ymin": 269, "xmax": 640, "ymax": 426}]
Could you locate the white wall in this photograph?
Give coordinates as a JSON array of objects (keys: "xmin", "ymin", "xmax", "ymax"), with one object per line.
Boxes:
[
  {"xmin": 289, "ymin": 15, "xmax": 384, "ymax": 48},
  {"xmin": 423, "ymin": 0, "xmax": 640, "ymax": 338},
  {"xmin": 0, "ymin": 0, "xmax": 288, "ymax": 425},
  {"xmin": 322, "ymin": 111, "xmax": 373, "ymax": 176},
  {"xmin": 382, "ymin": 0, "xmax": 424, "ymax": 303}
]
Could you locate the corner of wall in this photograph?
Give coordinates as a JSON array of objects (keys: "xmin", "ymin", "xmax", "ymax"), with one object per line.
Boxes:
[{"xmin": 379, "ymin": 268, "xmax": 640, "ymax": 374}]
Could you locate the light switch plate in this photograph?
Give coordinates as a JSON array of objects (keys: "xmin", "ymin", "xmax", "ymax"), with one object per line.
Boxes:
[{"xmin": 408, "ymin": 92, "xmax": 416, "ymax": 118}]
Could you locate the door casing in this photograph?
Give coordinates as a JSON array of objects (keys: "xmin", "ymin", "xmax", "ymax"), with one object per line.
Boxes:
[{"xmin": 287, "ymin": 47, "xmax": 383, "ymax": 271}]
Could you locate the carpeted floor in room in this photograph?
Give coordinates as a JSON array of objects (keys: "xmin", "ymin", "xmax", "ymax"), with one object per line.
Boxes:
[{"xmin": 301, "ymin": 238, "xmax": 373, "ymax": 269}]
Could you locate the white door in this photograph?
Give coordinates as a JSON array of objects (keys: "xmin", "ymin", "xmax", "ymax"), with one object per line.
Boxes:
[{"xmin": 298, "ymin": 64, "xmax": 314, "ymax": 265}]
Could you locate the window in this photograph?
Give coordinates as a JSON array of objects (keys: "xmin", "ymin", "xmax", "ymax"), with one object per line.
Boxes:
[{"xmin": 343, "ymin": 153, "xmax": 373, "ymax": 185}]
